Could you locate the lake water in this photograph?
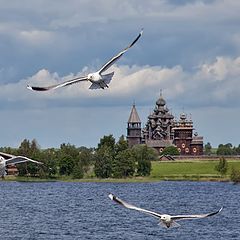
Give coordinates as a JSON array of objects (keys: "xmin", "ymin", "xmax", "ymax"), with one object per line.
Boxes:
[{"xmin": 0, "ymin": 181, "xmax": 239, "ymax": 240}]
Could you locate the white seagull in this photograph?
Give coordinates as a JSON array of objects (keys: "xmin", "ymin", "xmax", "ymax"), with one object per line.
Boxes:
[
  {"xmin": 27, "ymin": 29, "xmax": 143, "ymax": 91},
  {"xmin": 0, "ymin": 151, "xmax": 43, "ymax": 178},
  {"xmin": 108, "ymin": 193, "xmax": 222, "ymax": 228}
]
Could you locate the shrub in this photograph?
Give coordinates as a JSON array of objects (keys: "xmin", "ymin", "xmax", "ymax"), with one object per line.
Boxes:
[
  {"xmin": 215, "ymin": 157, "xmax": 228, "ymax": 176},
  {"xmin": 161, "ymin": 146, "xmax": 180, "ymax": 156},
  {"xmin": 230, "ymin": 167, "xmax": 240, "ymax": 183}
]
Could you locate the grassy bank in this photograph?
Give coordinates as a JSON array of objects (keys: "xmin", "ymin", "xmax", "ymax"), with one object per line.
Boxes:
[
  {"xmin": 3, "ymin": 159, "xmax": 240, "ymax": 182},
  {"xmin": 150, "ymin": 160, "xmax": 240, "ymax": 181}
]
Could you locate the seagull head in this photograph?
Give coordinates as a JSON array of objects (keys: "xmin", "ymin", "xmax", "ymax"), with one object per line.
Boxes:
[
  {"xmin": 160, "ymin": 214, "xmax": 171, "ymax": 223},
  {"xmin": 87, "ymin": 73, "xmax": 93, "ymax": 80},
  {"xmin": 0, "ymin": 156, "xmax": 4, "ymax": 163},
  {"xmin": 87, "ymin": 72, "xmax": 102, "ymax": 81}
]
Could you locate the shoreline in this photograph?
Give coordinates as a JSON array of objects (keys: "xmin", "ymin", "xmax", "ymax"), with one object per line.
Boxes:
[
  {"xmin": 2, "ymin": 175, "xmax": 231, "ymax": 183},
  {"xmin": 2, "ymin": 159, "xmax": 239, "ymax": 183}
]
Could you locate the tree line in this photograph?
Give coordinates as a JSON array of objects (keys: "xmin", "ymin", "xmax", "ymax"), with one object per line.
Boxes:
[
  {"xmin": 204, "ymin": 142, "xmax": 240, "ymax": 155},
  {"xmin": 0, "ymin": 135, "xmax": 158, "ymax": 179},
  {"xmin": 1, "ymin": 138, "xmax": 240, "ymax": 180}
]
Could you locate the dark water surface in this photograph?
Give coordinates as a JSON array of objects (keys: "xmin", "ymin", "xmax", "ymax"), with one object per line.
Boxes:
[{"xmin": 0, "ymin": 181, "xmax": 239, "ymax": 240}]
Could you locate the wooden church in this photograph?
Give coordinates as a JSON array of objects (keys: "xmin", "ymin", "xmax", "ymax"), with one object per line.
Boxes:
[{"xmin": 127, "ymin": 94, "xmax": 203, "ymax": 155}]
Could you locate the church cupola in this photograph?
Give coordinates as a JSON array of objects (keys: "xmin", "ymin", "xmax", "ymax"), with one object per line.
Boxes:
[{"xmin": 156, "ymin": 95, "xmax": 166, "ymax": 107}]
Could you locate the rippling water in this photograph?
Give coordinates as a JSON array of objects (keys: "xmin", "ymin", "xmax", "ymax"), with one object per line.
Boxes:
[{"xmin": 0, "ymin": 181, "xmax": 239, "ymax": 240}]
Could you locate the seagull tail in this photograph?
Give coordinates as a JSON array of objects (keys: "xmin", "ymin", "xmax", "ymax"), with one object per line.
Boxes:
[
  {"xmin": 89, "ymin": 72, "xmax": 114, "ymax": 90},
  {"xmin": 158, "ymin": 221, "xmax": 181, "ymax": 228},
  {"xmin": 158, "ymin": 221, "xmax": 168, "ymax": 228},
  {"xmin": 102, "ymin": 72, "xmax": 114, "ymax": 84},
  {"xmin": 171, "ymin": 221, "xmax": 181, "ymax": 228}
]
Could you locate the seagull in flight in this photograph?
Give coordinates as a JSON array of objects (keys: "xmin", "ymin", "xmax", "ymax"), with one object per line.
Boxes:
[
  {"xmin": 27, "ymin": 29, "xmax": 143, "ymax": 91},
  {"xmin": 108, "ymin": 193, "xmax": 222, "ymax": 228},
  {"xmin": 0, "ymin": 152, "xmax": 43, "ymax": 178}
]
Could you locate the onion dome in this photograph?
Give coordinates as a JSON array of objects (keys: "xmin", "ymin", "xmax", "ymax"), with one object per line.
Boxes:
[
  {"xmin": 156, "ymin": 94, "xmax": 166, "ymax": 106},
  {"xmin": 180, "ymin": 112, "xmax": 186, "ymax": 120}
]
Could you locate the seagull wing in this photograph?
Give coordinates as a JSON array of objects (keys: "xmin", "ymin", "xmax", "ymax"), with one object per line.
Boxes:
[
  {"xmin": 98, "ymin": 29, "xmax": 143, "ymax": 74},
  {"xmin": 0, "ymin": 152, "xmax": 15, "ymax": 160},
  {"xmin": 171, "ymin": 207, "xmax": 223, "ymax": 221},
  {"xmin": 5, "ymin": 156, "xmax": 43, "ymax": 165},
  {"xmin": 27, "ymin": 76, "xmax": 88, "ymax": 91},
  {"xmin": 109, "ymin": 193, "xmax": 162, "ymax": 219}
]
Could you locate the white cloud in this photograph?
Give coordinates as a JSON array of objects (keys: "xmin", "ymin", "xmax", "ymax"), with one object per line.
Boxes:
[
  {"xmin": 1, "ymin": 55, "xmax": 240, "ymax": 109},
  {"xmin": 200, "ymin": 57, "xmax": 240, "ymax": 81}
]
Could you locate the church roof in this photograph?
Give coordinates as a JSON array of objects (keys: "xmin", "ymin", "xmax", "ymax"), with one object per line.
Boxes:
[
  {"xmin": 191, "ymin": 136, "xmax": 203, "ymax": 145},
  {"xmin": 128, "ymin": 104, "xmax": 141, "ymax": 123},
  {"xmin": 146, "ymin": 139, "xmax": 174, "ymax": 147},
  {"xmin": 156, "ymin": 92, "xmax": 166, "ymax": 106}
]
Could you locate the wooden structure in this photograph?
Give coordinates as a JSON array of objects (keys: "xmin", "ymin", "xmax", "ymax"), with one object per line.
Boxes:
[
  {"xmin": 172, "ymin": 113, "xmax": 203, "ymax": 155},
  {"xmin": 6, "ymin": 164, "xmax": 19, "ymax": 176},
  {"xmin": 127, "ymin": 104, "xmax": 142, "ymax": 147},
  {"xmin": 126, "ymin": 94, "xmax": 203, "ymax": 155}
]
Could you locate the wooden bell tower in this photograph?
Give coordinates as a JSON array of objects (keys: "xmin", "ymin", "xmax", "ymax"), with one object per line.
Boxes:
[{"xmin": 127, "ymin": 104, "xmax": 142, "ymax": 147}]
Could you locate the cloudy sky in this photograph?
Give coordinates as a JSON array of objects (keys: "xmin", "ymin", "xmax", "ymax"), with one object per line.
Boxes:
[{"xmin": 1, "ymin": 0, "xmax": 240, "ymax": 148}]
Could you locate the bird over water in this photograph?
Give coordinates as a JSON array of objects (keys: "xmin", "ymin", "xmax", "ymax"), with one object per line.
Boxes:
[{"xmin": 109, "ymin": 193, "xmax": 222, "ymax": 228}]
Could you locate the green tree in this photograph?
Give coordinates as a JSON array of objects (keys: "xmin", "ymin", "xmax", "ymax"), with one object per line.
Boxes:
[
  {"xmin": 59, "ymin": 143, "xmax": 79, "ymax": 159},
  {"xmin": 230, "ymin": 167, "xmax": 240, "ymax": 183},
  {"xmin": 17, "ymin": 138, "xmax": 42, "ymax": 177},
  {"xmin": 18, "ymin": 139, "xmax": 31, "ymax": 156},
  {"xmin": 204, "ymin": 142, "xmax": 212, "ymax": 155},
  {"xmin": 72, "ymin": 162, "xmax": 84, "ymax": 179},
  {"xmin": 115, "ymin": 135, "xmax": 128, "ymax": 154},
  {"xmin": 233, "ymin": 144, "xmax": 240, "ymax": 155},
  {"xmin": 161, "ymin": 146, "xmax": 180, "ymax": 156},
  {"xmin": 112, "ymin": 149, "xmax": 135, "ymax": 178},
  {"xmin": 40, "ymin": 148, "xmax": 58, "ymax": 178},
  {"xmin": 72, "ymin": 147, "xmax": 94, "ymax": 178},
  {"xmin": 137, "ymin": 158, "xmax": 151, "ymax": 176},
  {"xmin": 24, "ymin": 162, "xmax": 41, "ymax": 176},
  {"xmin": 59, "ymin": 154, "xmax": 75, "ymax": 175},
  {"xmin": 216, "ymin": 143, "xmax": 233, "ymax": 155},
  {"xmin": 97, "ymin": 135, "xmax": 115, "ymax": 155},
  {"xmin": 94, "ymin": 146, "xmax": 113, "ymax": 178},
  {"xmin": 17, "ymin": 163, "xmax": 29, "ymax": 176},
  {"xmin": 215, "ymin": 157, "xmax": 228, "ymax": 176},
  {"xmin": 58, "ymin": 143, "xmax": 80, "ymax": 176},
  {"xmin": 28, "ymin": 140, "xmax": 42, "ymax": 173},
  {"xmin": 236, "ymin": 144, "xmax": 240, "ymax": 154},
  {"xmin": 132, "ymin": 145, "xmax": 158, "ymax": 176},
  {"xmin": 30, "ymin": 139, "xmax": 40, "ymax": 154},
  {"xmin": 78, "ymin": 147, "xmax": 94, "ymax": 173},
  {"xmin": 0, "ymin": 147, "xmax": 17, "ymax": 155}
]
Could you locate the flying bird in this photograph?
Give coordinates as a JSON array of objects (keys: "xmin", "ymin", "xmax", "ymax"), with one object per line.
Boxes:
[
  {"xmin": 108, "ymin": 193, "xmax": 222, "ymax": 228},
  {"xmin": 27, "ymin": 29, "xmax": 143, "ymax": 91},
  {"xmin": 0, "ymin": 152, "xmax": 43, "ymax": 178}
]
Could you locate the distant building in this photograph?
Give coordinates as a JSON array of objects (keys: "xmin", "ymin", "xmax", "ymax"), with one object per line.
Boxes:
[
  {"xmin": 126, "ymin": 94, "xmax": 203, "ymax": 155},
  {"xmin": 127, "ymin": 104, "xmax": 142, "ymax": 147},
  {"xmin": 172, "ymin": 113, "xmax": 203, "ymax": 155},
  {"xmin": 6, "ymin": 165, "xmax": 19, "ymax": 176}
]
